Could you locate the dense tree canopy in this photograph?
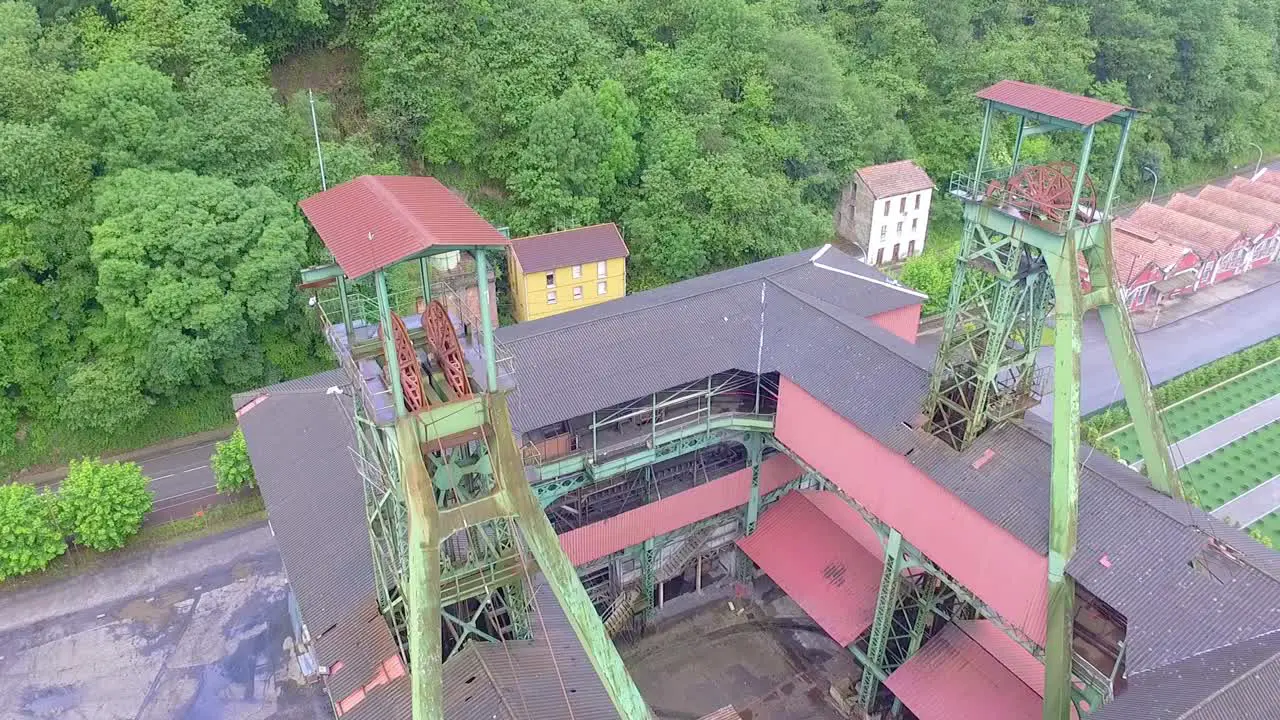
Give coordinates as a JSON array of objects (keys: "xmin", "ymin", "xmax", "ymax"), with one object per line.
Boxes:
[{"xmin": 4, "ymin": 0, "xmax": 1280, "ymax": 470}]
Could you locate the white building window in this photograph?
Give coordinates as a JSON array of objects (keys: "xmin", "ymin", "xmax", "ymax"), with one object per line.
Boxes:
[
  {"xmin": 883, "ymin": 200, "xmax": 890, "ymax": 216},
  {"xmin": 899, "ymin": 196, "xmax": 907, "ymax": 213},
  {"xmin": 914, "ymin": 193, "xmax": 922, "ymax": 210},
  {"xmin": 546, "ymin": 290, "xmax": 557, "ymax": 304},
  {"xmin": 597, "ymin": 280, "xmax": 607, "ymax": 295},
  {"xmin": 572, "ymin": 264, "xmax": 582, "ymax": 279},
  {"xmin": 896, "ymin": 221, "xmax": 903, "ymax": 236},
  {"xmin": 573, "ymin": 286, "xmax": 583, "ymax": 300},
  {"xmin": 912, "ymin": 218, "xmax": 918, "ymax": 232},
  {"xmin": 545, "ymin": 272, "xmax": 555, "ymax": 288},
  {"xmin": 880, "ymin": 226, "xmax": 887, "ymax": 240},
  {"xmin": 597, "ymin": 260, "xmax": 607, "ymax": 278}
]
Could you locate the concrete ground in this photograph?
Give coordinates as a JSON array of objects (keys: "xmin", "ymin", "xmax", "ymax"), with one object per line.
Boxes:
[
  {"xmin": 0, "ymin": 525, "xmax": 330, "ymax": 720},
  {"xmin": 622, "ymin": 582, "xmax": 856, "ymax": 720}
]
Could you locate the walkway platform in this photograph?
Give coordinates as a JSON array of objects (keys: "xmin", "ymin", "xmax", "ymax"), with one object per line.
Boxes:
[
  {"xmin": 736, "ymin": 491, "xmax": 882, "ymax": 647},
  {"xmin": 1213, "ymin": 474, "xmax": 1280, "ymax": 527},
  {"xmin": 1170, "ymin": 395, "xmax": 1280, "ymax": 468}
]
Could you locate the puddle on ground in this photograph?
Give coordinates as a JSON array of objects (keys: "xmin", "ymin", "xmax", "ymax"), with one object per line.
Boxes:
[
  {"xmin": 22, "ymin": 685, "xmax": 80, "ymax": 717},
  {"xmin": 118, "ymin": 598, "xmax": 171, "ymax": 628}
]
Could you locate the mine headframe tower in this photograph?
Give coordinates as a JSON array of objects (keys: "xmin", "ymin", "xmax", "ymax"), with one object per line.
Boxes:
[
  {"xmin": 922, "ymin": 82, "xmax": 1183, "ymax": 720},
  {"xmin": 298, "ymin": 176, "xmax": 652, "ymax": 720}
]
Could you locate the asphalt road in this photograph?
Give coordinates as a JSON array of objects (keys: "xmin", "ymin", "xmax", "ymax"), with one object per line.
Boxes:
[
  {"xmin": 1032, "ymin": 280, "xmax": 1280, "ymax": 418},
  {"xmin": 36, "ymin": 440, "xmax": 222, "ymax": 523}
]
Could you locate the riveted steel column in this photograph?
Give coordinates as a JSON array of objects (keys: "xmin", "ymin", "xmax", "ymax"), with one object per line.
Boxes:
[
  {"xmin": 375, "ymin": 269, "xmax": 406, "ymax": 417},
  {"xmin": 337, "ymin": 274, "xmax": 354, "ymax": 334},
  {"xmin": 399, "ymin": 419, "xmax": 442, "ymax": 720},
  {"xmin": 419, "ymin": 257, "xmax": 431, "ymax": 303},
  {"xmin": 475, "ymin": 249, "xmax": 498, "ymax": 391},
  {"xmin": 859, "ymin": 529, "xmax": 904, "ymax": 711},
  {"xmin": 744, "ymin": 432, "xmax": 764, "ymax": 535}
]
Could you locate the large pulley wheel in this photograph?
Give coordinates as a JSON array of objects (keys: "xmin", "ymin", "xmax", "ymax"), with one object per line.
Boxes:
[
  {"xmin": 1005, "ymin": 162, "xmax": 1096, "ymax": 224},
  {"xmin": 423, "ymin": 299, "xmax": 472, "ymax": 398},
  {"xmin": 380, "ymin": 312, "xmax": 426, "ymax": 412}
]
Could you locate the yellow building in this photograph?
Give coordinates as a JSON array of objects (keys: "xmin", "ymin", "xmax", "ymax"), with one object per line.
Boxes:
[{"xmin": 508, "ymin": 223, "xmax": 629, "ymax": 322}]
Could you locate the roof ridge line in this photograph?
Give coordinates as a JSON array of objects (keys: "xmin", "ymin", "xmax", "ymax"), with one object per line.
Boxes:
[
  {"xmin": 504, "ymin": 254, "xmax": 813, "ymax": 342},
  {"xmin": 810, "ymin": 259, "xmax": 929, "ymax": 299},
  {"xmin": 1174, "ymin": 640, "xmax": 1280, "ymax": 719},
  {"xmin": 765, "ymin": 280, "xmax": 928, "ymax": 370},
  {"xmin": 512, "ymin": 222, "xmax": 618, "ymax": 244},
  {"xmin": 360, "ymin": 176, "xmax": 439, "ymax": 253}
]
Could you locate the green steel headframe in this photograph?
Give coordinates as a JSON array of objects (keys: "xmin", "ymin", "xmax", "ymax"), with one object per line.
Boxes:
[
  {"xmin": 306, "ymin": 242, "xmax": 653, "ymax": 720},
  {"xmin": 922, "ymin": 89, "xmax": 1182, "ymax": 720}
]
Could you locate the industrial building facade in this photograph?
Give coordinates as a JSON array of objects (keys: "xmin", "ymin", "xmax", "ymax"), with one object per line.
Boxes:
[{"xmin": 239, "ymin": 83, "xmax": 1280, "ymax": 720}]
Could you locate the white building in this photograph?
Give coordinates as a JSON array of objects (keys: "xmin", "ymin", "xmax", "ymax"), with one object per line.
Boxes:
[{"xmin": 835, "ymin": 160, "xmax": 935, "ymax": 266}]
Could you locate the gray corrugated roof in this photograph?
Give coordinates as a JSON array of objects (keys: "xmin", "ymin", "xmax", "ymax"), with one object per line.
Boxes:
[
  {"xmin": 1093, "ymin": 631, "xmax": 1280, "ymax": 720},
  {"xmin": 496, "ymin": 246, "xmax": 925, "ymax": 434},
  {"xmin": 231, "ymin": 367, "xmax": 347, "ymax": 410},
  {"xmin": 495, "ymin": 247, "xmax": 1280, "ymax": 683},
  {"xmin": 237, "ymin": 386, "xmax": 408, "ymax": 716}
]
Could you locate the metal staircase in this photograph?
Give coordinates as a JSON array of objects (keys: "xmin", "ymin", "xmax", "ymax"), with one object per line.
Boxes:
[{"xmin": 603, "ymin": 523, "xmax": 718, "ymax": 636}]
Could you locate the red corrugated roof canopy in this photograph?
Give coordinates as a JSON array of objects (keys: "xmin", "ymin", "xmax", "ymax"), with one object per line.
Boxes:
[
  {"xmin": 299, "ymin": 176, "xmax": 510, "ymax": 280},
  {"xmin": 736, "ymin": 491, "xmax": 882, "ymax": 647},
  {"xmin": 976, "ymin": 80, "xmax": 1129, "ymax": 127}
]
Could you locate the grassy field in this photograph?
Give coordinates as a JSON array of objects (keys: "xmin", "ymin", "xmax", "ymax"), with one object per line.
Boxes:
[{"xmin": 1104, "ymin": 360, "xmax": 1280, "ymax": 463}]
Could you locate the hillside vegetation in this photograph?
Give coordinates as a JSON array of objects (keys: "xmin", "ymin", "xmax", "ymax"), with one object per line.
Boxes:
[{"xmin": 4, "ymin": 0, "xmax": 1280, "ymax": 471}]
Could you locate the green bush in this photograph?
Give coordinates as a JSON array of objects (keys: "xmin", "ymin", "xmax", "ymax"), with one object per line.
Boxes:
[
  {"xmin": 212, "ymin": 429, "xmax": 256, "ymax": 494},
  {"xmin": 1083, "ymin": 336, "xmax": 1280, "ymax": 437},
  {"xmin": 59, "ymin": 458, "xmax": 153, "ymax": 552},
  {"xmin": 0, "ymin": 483, "xmax": 67, "ymax": 580}
]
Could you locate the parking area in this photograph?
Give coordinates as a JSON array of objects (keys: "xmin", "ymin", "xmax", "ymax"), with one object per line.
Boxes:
[{"xmin": 0, "ymin": 527, "xmax": 331, "ymax": 720}]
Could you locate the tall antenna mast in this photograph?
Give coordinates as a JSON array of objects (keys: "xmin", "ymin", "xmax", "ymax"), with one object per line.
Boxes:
[{"xmin": 308, "ymin": 89, "xmax": 328, "ymax": 191}]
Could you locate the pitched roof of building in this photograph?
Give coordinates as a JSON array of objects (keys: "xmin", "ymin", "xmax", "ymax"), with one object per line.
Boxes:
[
  {"xmin": 299, "ymin": 176, "xmax": 510, "ymax": 280},
  {"xmin": 1257, "ymin": 169, "xmax": 1280, "ymax": 188},
  {"xmin": 1166, "ymin": 193, "xmax": 1277, "ymax": 239},
  {"xmin": 855, "ymin": 160, "xmax": 935, "ymax": 199},
  {"xmin": 1127, "ymin": 204, "xmax": 1247, "ymax": 254},
  {"xmin": 495, "ymin": 245, "xmax": 928, "ymax": 435},
  {"xmin": 1111, "ymin": 223, "xmax": 1195, "ymax": 281},
  {"xmin": 1198, "ymin": 185, "xmax": 1280, "ymax": 224},
  {"xmin": 975, "ymin": 80, "xmax": 1129, "ymax": 127},
  {"xmin": 1228, "ymin": 175, "xmax": 1280, "ymax": 206},
  {"xmin": 510, "ymin": 223, "xmax": 630, "ymax": 274}
]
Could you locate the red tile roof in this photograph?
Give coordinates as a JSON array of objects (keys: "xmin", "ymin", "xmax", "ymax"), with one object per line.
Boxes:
[
  {"xmin": 1198, "ymin": 185, "xmax": 1280, "ymax": 225},
  {"xmin": 1111, "ymin": 223, "xmax": 1194, "ymax": 281},
  {"xmin": 976, "ymin": 80, "xmax": 1128, "ymax": 126},
  {"xmin": 737, "ymin": 491, "xmax": 882, "ymax": 647},
  {"xmin": 556, "ymin": 454, "xmax": 799, "ymax": 566},
  {"xmin": 855, "ymin": 160, "xmax": 935, "ymax": 199},
  {"xmin": 509, "ymin": 223, "xmax": 629, "ymax": 274},
  {"xmin": 1127, "ymin": 203, "xmax": 1246, "ymax": 254},
  {"xmin": 1255, "ymin": 169, "xmax": 1280, "ymax": 188},
  {"xmin": 1228, "ymin": 175, "xmax": 1280, "ymax": 205},
  {"xmin": 298, "ymin": 176, "xmax": 509, "ymax": 280},
  {"xmin": 885, "ymin": 623, "xmax": 1045, "ymax": 720},
  {"xmin": 1165, "ymin": 193, "xmax": 1276, "ymax": 239}
]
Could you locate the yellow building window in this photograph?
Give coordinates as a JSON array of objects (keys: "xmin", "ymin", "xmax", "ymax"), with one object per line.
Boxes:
[
  {"xmin": 597, "ymin": 280, "xmax": 607, "ymax": 295},
  {"xmin": 545, "ymin": 272, "xmax": 555, "ymax": 288},
  {"xmin": 573, "ymin": 286, "xmax": 583, "ymax": 300},
  {"xmin": 597, "ymin": 261, "xmax": 607, "ymax": 278},
  {"xmin": 572, "ymin": 264, "xmax": 582, "ymax": 279},
  {"xmin": 547, "ymin": 290, "xmax": 557, "ymax": 304}
]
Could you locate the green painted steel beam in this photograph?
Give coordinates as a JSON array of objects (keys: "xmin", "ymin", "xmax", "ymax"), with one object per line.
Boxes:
[
  {"xmin": 419, "ymin": 257, "xmax": 431, "ymax": 303},
  {"xmin": 1045, "ymin": 243, "xmax": 1083, "ymax": 720},
  {"xmin": 375, "ymin": 269, "xmax": 407, "ymax": 418},
  {"xmin": 300, "ymin": 262, "xmax": 344, "ymax": 284},
  {"xmin": 398, "ymin": 420, "xmax": 444, "ymax": 720},
  {"xmin": 415, "ymin": 395, "xmax": 486, "ymax": 443},
  {"xmin": 475, "ymin": 250, "xmax": 498, "ymax": 391},
  {"xmin": 859, "ymin": 529, "xmax": 904, "ymax": 711},
  {"xmin": 743, "ymin": 432, "xmax": 764, "ymax": 535}
]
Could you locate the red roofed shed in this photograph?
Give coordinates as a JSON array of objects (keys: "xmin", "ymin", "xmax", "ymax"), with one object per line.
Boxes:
[{"xmin": 299, "ymin": 176, "xmax": 510, "ymax": 280}]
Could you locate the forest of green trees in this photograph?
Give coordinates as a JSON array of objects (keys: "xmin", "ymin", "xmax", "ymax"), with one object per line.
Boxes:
[{"xmin": 3, "ymin": 0, "xmax": 1279, "ymax": 473}]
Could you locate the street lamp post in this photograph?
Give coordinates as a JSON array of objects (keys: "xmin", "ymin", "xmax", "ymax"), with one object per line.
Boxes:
[
  {"xmin": 1142, "ymin": 166, "xmax": 1158, "ymax": 203},
  {"xmin": 1249, "ymin": 142, "xmax": 1264, "ymax": 177}
]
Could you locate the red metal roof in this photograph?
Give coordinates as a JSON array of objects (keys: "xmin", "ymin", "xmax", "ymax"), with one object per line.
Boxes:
[
  {"xmin": 298, "ymin": 176, "xmax": 510, "ymax": 280},
  {"xmin": 1128, "ymin": 203, "xmax": 1247, "ymax": 254},
  {"xmin": 1111, "ymin": 223, "xmax": 1196, "ymax": 282},
  {"xmin": 774, "ymin": 377, "xmax": 1049, "ymax": 646},
  {"xmin": 1257, "ymin": 169, "xmax": 1280, "ymax": 188},
  {"xmin": 557, "ymin": 454, "xmax": 799, "ymax": 566},
  {"xmin": 975, "ymin": 80, "xmax": 1127, "ymax": 126},
  {"xmin": 855, "ymin": 160, "xmax": 935, "ymax": 199},
  {"xmin": 737, "ymin": 491, "xmax": 882, "ymax": 647},
  {"xmin": 954, "ymin": 619, "xmax": 1047, "ymax": 696},
  {"xmin": 510, "ymin": 223, "xmax": 630, "ymax": 274},
  {"xmin": 884, "ymin": 623, "xmax": 1043, "ymax": 720}
]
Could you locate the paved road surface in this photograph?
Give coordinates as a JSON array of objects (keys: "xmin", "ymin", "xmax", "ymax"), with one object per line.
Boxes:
[
  {"xmin": 1033, "ymin": 280, "xmax": 1280, "ymax": 419},
  {"xmin": 36, "ymin": 440, "xmax": 221, "ymax": 523},
  {"xmin": 1213, "ymin": 474, "xmax": 1280, "ymax": 526},
  {"xmin": 1168, "ymin": 398, "xmax": 1280, "ymax": 468}
]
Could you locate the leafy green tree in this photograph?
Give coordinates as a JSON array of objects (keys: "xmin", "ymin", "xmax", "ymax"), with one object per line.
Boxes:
[
  {"xmin": 0, "ymin": 122, "xmax": 92, "ymax": 222},
  {"xmin": 61, "ymin": 359, "xmax": 152, "ymax": 433},
  {"xmin": 212, "ymin": 428, "xmax": 256, "ymax": 493},
  {"xmin": 59, "ymin": 458, "xmax": 153, "ymax": 551},
  {"xmin": 0, "ymin": 482, "xmax": 66, "ymax": 580},
  {"xmin": 56, "ymin": 61, "xmax": 184, "ymax": 173},
  {"xmin": 89, "ymin": 169, "xmax": 308, "ymax": 396},
  {"xmin": 899, "ymin": 251, "xmax": 956, "ymax": 316}
]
